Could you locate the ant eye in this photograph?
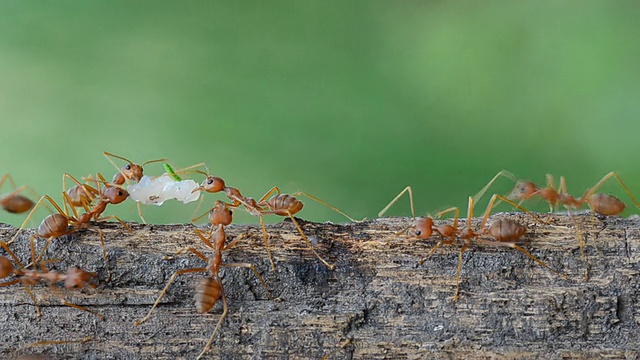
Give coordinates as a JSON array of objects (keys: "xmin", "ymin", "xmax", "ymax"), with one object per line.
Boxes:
[
  {"xmin": 207, "ymin": 179, "xmax": 213, "ymax": 185},
  {"xmin": 125, "ymin": 165, "xmax": 131, "ymax": 170},
  {"xmin": 118, "ymin": 191, "xmax": 123, "ymax": 196},
  {"xmin": 414, "ymin": 230, "xmax": 422, "ymax": 236}
]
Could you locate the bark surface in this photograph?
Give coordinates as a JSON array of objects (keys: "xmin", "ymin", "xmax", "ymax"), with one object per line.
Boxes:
[{"xmin": 1, "ymin": 212, "xmax": 639, "ymax": 359}]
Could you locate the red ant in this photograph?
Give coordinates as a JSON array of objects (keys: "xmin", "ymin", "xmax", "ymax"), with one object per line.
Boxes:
[
  {"xmin": 409, "ymin": 196, "xmax": 566, "ymax": 301},
  {"xmin": 10, "ymin": 173, "xmax": 131, "ymax": 281},
  {"xmin": 192, "ymin": 171, "xmax": 355, "ymax": 270},
  {"xmin": 133, "ymin": 218, "xmax": 272, "ymax": 359},
  {"xmin": 0, "ymin": 240, "xmax": 103, "ymax": 319},
  {"xmin": 0, "ymin": 173, "xmax": 36, "ymax": 214},
  {"xmin": 473, "ymin": 170, "xmax": 640, "ymax": 279},
  {"xmin": 380, "ymin": 186, "xmax": 564, "ymax": 301}
]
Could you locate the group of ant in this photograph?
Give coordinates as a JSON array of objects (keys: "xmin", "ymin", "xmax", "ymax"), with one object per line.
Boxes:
[
  {"xmin": 1, "ymin": 157, "xmax": 638, "ymax": 358},
  {"xmin": 0, "ymin": 152, "xmax": 355, "ymax": 359}
]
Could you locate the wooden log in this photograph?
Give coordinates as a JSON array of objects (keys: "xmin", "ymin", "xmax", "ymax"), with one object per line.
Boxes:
[{"xmin": 1, "ymin": 212, "xmax": 639, "ymax": 359}]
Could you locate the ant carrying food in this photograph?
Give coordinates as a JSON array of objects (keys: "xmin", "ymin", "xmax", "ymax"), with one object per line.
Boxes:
[
  {"xmin": 0, "ymin": 240, "xmax": 102, "ymax": 319},
  {"xmin": 104, "ymin": 152, "xmax": 207, "ymax": 222}
]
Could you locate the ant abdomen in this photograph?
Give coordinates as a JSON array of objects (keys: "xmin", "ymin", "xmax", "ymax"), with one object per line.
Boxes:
[
  {"xmin": 486, "ymin": 218, "xmax": 526, "ymax": 242},
  {"xmin": 1, "ymin": 195, "xmax": 34, "ymax": 214},
  {"xmin": 589, "ymin": 193, "xmax": 625, "ymax": 216},
  {"xmin": 37, "ymin": 213, "xmax": 69, "ymax": 239},
  {"xmin": 195, "ymin": 277, "xmax": 222, "ymax": 314},
  {"xmin": 267, "ymin": 194, "xmax": 303, "ymax": 216}
]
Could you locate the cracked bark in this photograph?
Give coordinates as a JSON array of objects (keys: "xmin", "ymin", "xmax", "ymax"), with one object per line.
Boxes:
[{"xmin": 1, "ymin": 212, "xmax": 640, "ymax": 359}]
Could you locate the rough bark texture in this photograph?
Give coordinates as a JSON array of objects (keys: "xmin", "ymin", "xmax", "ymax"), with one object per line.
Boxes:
[{"xmin": 1, "ymin": 212, "xmax": 639, "ymax": 359}]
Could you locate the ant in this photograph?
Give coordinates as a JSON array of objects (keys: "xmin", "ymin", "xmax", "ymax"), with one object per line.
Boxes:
[
  {"xmin": 473, "ymin": 170, "xmax": 640, "ymax": 279},
  {"xmin": 408, "ymin": 196, "xmax": 566, "ymax": 301},
  {"xmin": 0, "ymin": 240, "xmax": 103, "ymax": 319},
  {"xmin": 10, "ymin": 173, "xmax": 131, "ymax": 281},
  {"xmin": 133, "ymin": 220, "xmax": 272, "ymax": 360},
  {"xmin": 192, "ymin": 170, "xmax": 355, "ymax": 270},
  {"xmin": 0, "ymin": 173, "xmax": 36, "ymax": 215},
  {"xmin": 380, "ymin": 186, "xmax": 564, "ymax": 301}
]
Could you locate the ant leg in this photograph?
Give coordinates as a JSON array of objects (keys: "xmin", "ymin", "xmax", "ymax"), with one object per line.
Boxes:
[
  {"xmin": 10, "ymin": 195, "xmax": 70, "ymax": 245},
  {"xmin": 0, "ymin": 240, "xmax": 24, "ymax": 268},
  {"xmin": 96, "ymin": 215, "xmax": 134, "ymax": 233},
  {"xmin": 479, "ymin": 194, "xmax": 547, "ymax": 231},
  {"xmin": 477, "ymin": 239, "xmax": 567, "ymax": 279},
  {"xmin": 95, "ymin": 228, "xmax": 112, "ymax": 282},
  {"xmin": 23, "ymin": 285, "xmax": 41, "ymax": 317},
  {"xmin": 472, "ymin": 170, "xmax": 518, "ymax": 204},
  {"xmin": 435, "ymin": 207, "xmax": 460, "ymax": 229},
  {"xmin": 62, "ymin": 173, "xmax": 97, "ymax": 215},
  {"xmin": 0, "ymin": 173, "xmax": 17, "ymax": 191},
  {"xmin": 285, "ymin": 212, "xmax": 335, "ymax": 270},
  {"xmin": 172, "ymin": 162, "xmax": 209, "ymax": 177},
  {"xmin": 134, "ymin": 267, "xmax": 208, "ymax": 326},
  {"xmin": 418, "ymin": 238, "xmax": 456, "ymax": 265},
  {"xmin": 197, "ymin": 283, "xmax": 227, "ymax": 360},
  {"xmin": 223, "ymin": 262, "xmax": 273, "ymax": 300},
  {"xmin": 166, "ymin": 246, "xmax": 208, "ymax": 261},
  {"xmin": 224, "ymin": 234, "xmax": 247, "ymax": 251},
  {"xmin": 258, "ymin": 186, "xmax": 282, "ymax": 203},
  {"xmin": 0, "ymin": 279, "xmax": 21, "ymax": 286},
  {"xmin": 584, "ymin": 172, "xmax": 640, "ymax": 209},
  {"xmin": 194, "ymin": 227, "xmax": 216, "ymax": 249},
  {"xmin": 48, "ymin": 283, "xmax": 104, "ymax": 320},
  {"xmin": 453, "ymin": 241, "xmax": 471, "ymax": 302},
  {"xmin": 255, "ymin": 214, "xmax": 277, "ymax": 271},
  {"xmin": 378, "ymin": 186, "xmax": 415, "ymax": 218},
  {"xmin": 291, "ymin": 191, "xmax": 356, "ymax": 222},
  {"xmin": 558, "ymin": 177, "xmax": 589, "ymax": 280}
]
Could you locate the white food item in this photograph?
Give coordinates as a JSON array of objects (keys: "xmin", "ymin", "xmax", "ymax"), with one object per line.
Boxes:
[{"xmin": 128, "ymin": 174, "xmax": 200, "ymax": 206}]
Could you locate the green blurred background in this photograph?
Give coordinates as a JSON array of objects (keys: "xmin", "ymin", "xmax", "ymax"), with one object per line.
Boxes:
[{"xmin": 2, "ymin": 1, "xmax": 640, "ymax": 227}]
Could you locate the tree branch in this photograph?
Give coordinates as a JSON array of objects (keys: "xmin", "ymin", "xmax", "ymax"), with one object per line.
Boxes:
[{"xmin": 1, "ymin": 212, "xmax": 638, "ymax": 359}]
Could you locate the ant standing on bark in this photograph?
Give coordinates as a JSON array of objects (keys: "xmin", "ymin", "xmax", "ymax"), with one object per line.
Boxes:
[
  {"xmin": 10, "ymin": 173, "xmax": 131, "ymax": 281},
  {"xmin": 192, "ymin": 171, "xmax": 355, "ymax": 270},
  {"xmin": 0, "ymin": 240, "xmax": 102, "ymax": 319},
  {"xmin": 134, "ymin": 201, "xmax": 272, "ymax": 359}
]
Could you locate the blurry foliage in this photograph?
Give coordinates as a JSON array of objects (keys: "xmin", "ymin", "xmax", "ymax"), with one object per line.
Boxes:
[{"xmin": 2, "ymin": 1, "xmax": 640, "ymax": 227}]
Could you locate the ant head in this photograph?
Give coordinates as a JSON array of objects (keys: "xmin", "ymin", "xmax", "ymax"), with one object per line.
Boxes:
[
  {"xmin": 0, "ymin": 256, "xmax": 13, "ymax": 279},
  {"xmin": 408, "ymin": 217, "xmax": 433, "ymax": 239},
  {"xmin": 103, "ymin": 186, "xmax": 130, "ymax": 204},
  {"xmin": 508, "ymin": 181, "xmax": 537, "ymax": 201},
  {"xmin": 209, "ymin": 200, "xmax": 233, "ymax": 226},
  {"xmin": 119, "ymin": 163, "xmax": 144, "ymax": 183},
  {"xmin": 195, "ymin": 277, "xmax": 222, "ymax": 313},
  {"xmin": 202, "ymin": 176, "xmax": 226, "ymax": 193},
  {"xmin": 65, "ymin": 267, "xmax": 98, "ymax": 289}
]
